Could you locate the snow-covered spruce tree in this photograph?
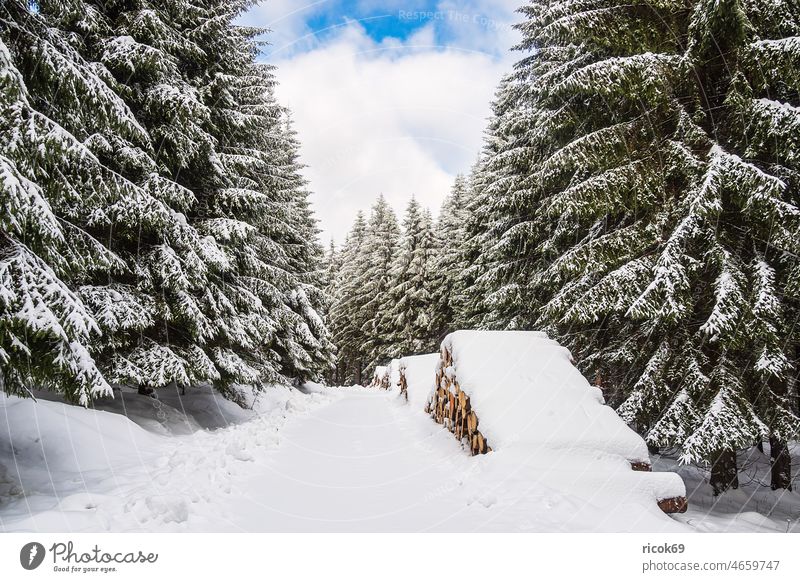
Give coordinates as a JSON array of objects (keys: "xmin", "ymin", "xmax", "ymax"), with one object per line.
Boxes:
[
  {"xmin": 40, "ymin": 0, "xmax": 333, "ymax": 398},
  {"xmin": 380, "ymin": 198, "xmax": 438, "ymax": 356},
  {"xmin": 358, "ymin": 195, "xmax": 402, "ymax": 371},
  {"xmin": 151, "ymin": 0, "xmax": 332, "ymax": 394},
  {"xmin": 170, "ymin": 1, "xmax": 290, "ymax": 396},
  {"xmin": 0, "ymin": 0, "xmax": 172, "ymax": 404},
  {"xmin": 451, "ymin": 160, "xmax": 490, "ymax": 330},
  {"xmin": 506, "ymin": 0, "xmax": 694, "ymax": 413},
  {"xmin": 328, "ymin": 212, "xmax": 369, "ymax": 384},
  {"xmin": 42, "ymin": 0, "xmax": 234, "ymax": 396},
  {"xmin": 428, "ymin": 175, "xmax": 470, "ymax": 343},
  {"xmin": 202, "ymin": 1, "xmax": 333, "ymax": 391},
  {"xmin": 321, "ymin": 239, "xmax": 342, "ymax": 383},
  {"xmin": 628, "ymin": 0, "xmax": 799, "ymax": 493},
  {"xmin": 476, "ymin": 0, "xmax": 800, "ymax": 492},
  {"xmin": 456, "ymin": 75, "xmax": 537, "ymax": 331},
  {"xmin": 323, "ymin": 239, "xmax": 342, "ymax": 293},
  {"xmin": 270, "ymin": 112, "xmax": 335, "ymax": 382}
]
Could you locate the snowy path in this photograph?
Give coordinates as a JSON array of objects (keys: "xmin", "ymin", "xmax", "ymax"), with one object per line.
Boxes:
[
  {"xmin": 2, "ymin": 386, "xmax": 698, "ymax": 532},
  {"xmin": 182, "ymin": 388, "xmax": 688, "ymax": 532},
  {"xmin": 212, "ymin": 388, "xmax": 480, "ymax": 531}
]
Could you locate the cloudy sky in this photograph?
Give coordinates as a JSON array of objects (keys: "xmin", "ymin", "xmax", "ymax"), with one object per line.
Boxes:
[{"xmin": 240, "ymin": 0, "xmax": 522, "ymax": 243}]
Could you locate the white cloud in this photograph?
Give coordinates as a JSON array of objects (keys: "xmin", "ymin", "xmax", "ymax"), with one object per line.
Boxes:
[
  {"xmin": 249, "ymin": 2, "xmax": 521, "ymax": 243},
  {"xmin": 241, "ymin": 0, "xmax": 323, "ymax": 57}
]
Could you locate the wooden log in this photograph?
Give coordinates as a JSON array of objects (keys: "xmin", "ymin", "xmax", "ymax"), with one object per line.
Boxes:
[
  {"xmin": 442, "ymin": 348, "xmax": 452, "ymax": 368},
  {"xmin": 398, "ymin": 368, "xmax": 409, "ymax": 400},
  {"xmin": 657, "ymin": 497, "xmax": 688, "ymax": 514},
  {"xmin": 630, "ymin": 462, "xmax": 652, "ymax": 472},
  {"xmin": 467, "ymin": 411, "xmax": 478, "ymax": 433}
]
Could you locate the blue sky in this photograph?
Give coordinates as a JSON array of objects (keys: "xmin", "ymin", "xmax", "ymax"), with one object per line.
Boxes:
[
  {"xmin": 287, "ymin": 0, "xmax": 511, "ymax": 49},
  {"xmin": 240, "ymin": 0, "xmax": 521, "ymax": 242},
  {"xmin": 305, "ymin": 2, "xmax": 434, "ymax": 43}
]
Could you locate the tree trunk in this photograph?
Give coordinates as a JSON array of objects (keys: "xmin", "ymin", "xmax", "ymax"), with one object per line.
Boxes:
[
  {"xmin": 769, "ymin": 437, "xmax": 792, "ymax": 491},
  {"xmin": 137, "ymin": 385, "xmax": 155, "ymax": 398},
  {"xmin": 756, "ymin": 440, "xmax": 764, "ymax": 453},
  {"xmin": 789, "ymin": 363, "xmax": 799, "ymax": 416},
  {"xmin": 354, "ymin": 360, "xmax": 362, "ymax": 385},
  {"xmin": 647, "ymin": 443, "xmax": 660, "ymax": 455},
  {"xmin": 710, "ymin": 449, "xmax": 738, "ymax": 495}
]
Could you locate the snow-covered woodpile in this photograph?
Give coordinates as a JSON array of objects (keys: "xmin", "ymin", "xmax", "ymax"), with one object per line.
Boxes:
[
  {"xmin": 398, "ymin": 354, "xmax": 439, "ymax": 406},
  {"xmin": 428, "ymin": 331, "xmax": 688, "ymax": 514},
  {"xmin": 426, "ymin": 346, "xmax": 490, "ymax": 455},
  {"xmin": 370, "ymin": 366, "xmax": 390, "ymax": 389},
  {"xmin": 398, "ymin": 368, "xmax": 408, "ymax": 401}
]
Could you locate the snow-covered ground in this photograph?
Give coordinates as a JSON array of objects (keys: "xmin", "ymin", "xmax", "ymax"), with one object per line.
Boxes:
[
  {"xmin": 0, "ymin": 384, "xmax": 334, "ymax": 531},
  {"xmin": 654, "ymin": 447, "xmax": 800, "ymax": 533},
  {"xmin": 1, "ymin": 382, "xmax": 797, "ymax": 532}
]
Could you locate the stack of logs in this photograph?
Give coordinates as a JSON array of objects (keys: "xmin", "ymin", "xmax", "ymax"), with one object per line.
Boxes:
[
  {"xmin": 425, "ymin": 347, "xmax": 490, "ymax": 456},
  {"xmin": 370, "ymin": 366, "xmax": 390, "ymax": 390},
  {"xmin": 398, "ymin": 366, "xmax": 409, "ymax": 401},
  {"xmin": 423, "ymin": 345, "xmax": 688, "ymax": 514}
]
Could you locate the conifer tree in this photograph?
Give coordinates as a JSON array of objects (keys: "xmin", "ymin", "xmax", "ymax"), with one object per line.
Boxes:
[
  {"xmin": 44, "ymin": 0, "xmax": 231, "ymax": 395},
  {"xmin": 1, "ymin": 0, "xmax": 166, "ymax": 404},
  {"xmin": 179, "ymin": 0, "xmax": 299, "ymax": 395},
  {"xmin": 323, "ymin": 239, "xmax": 341, "ymax": 293},
  {"xmin": 116, "ymin": 0, "xmax": 333, "ymax": 393},
  {"xmin": 328, "ymin": 212, "xmax": 368, "ymax": 384},
  {"xmin": 271, "ymin": 112, "xmax": 335, "ymax": 382},
  {"xmin": 2, "ymin": 0, "xmax": 334, "ymax": 404},
  {"xmin": 456, "ymin": 76, "xmax": 535, "ymax": 331},
  {"xmin": 429, "ymin": 175, "xmax": 469, "ymax": 343},
  {"xmin": 321, "ymin": 239, "xmax": 341, "ymax": 383},
  {"xmin": 468, "ymin": 0, "xmax": 800, "ymax": 492},
  {"xmin": 381, "ymin": 198, "xmax": 438, "ymax": 355},
  {"xmin": 359, "ymin": 195, "xmax": 401, "ymax": 370}
]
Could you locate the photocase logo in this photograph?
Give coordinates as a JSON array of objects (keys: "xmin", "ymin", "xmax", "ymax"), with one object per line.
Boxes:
[
  {"xmin": 14, "ymin": 540, "xmax": 158, "ymax": 574},
  {"xmin": 20, "ymin": 542, "xmax": 46, "ymax": 570}
]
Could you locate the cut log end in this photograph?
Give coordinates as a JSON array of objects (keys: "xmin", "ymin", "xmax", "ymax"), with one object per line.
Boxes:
[
  {"xmin": 429, "ymin": 347, "xmax": 491, "ymax": 456},
  {"xmin": 630, "ymin": 462, "xmax": 652, "ymax": 472},
  {"xmin": 657, "ymin": 496, "xmax": 688, "ymax": 514}
]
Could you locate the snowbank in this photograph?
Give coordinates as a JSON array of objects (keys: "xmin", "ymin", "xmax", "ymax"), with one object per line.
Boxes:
[
  {"xmin": 30, "ymin": 384, "xmax": 260, "ymax": 436},
  {"xmin": 399, "ymin": 354, "xmax": 439, "ymax": 408},
  {"xmin": 0, "ymin": 385, "xmax": 333, "ymax": 532},
  {"xmin": 430, "ymin": 331, "xmax": 687, "ymax": 511},
  {"xmin": 0, "ymin": 391, "xmax": 161, "ymax": 488}
]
